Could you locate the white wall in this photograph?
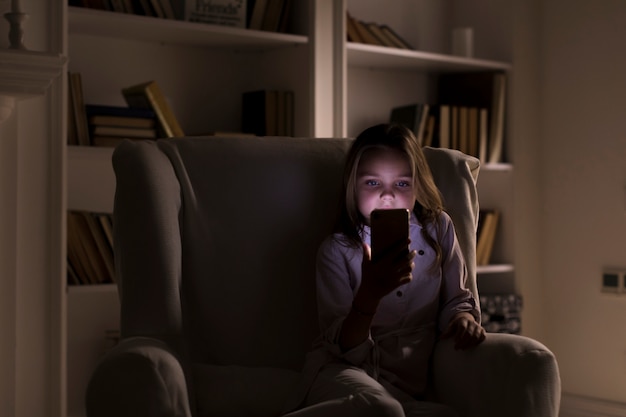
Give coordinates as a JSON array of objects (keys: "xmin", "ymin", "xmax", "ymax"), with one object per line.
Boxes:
[{"xmin": 540, "ymin": 0, "xmax": 626, "ymax": 404}]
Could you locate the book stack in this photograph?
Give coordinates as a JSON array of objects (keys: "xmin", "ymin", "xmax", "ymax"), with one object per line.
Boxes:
[
  {"xmin": 346, "ymin": 12, "xmax": 413, "ymax": 50},
  {"xmin": 67, "ymin": 211, "xmax": 115, "ymax": 285},
  {"xmin": 476, "ymin": 209, "xmax": 500, "ymax": 266},
  {"xmin": 86, "ymin": 104, "xmax": 158, "ymax": 147},
  {"xmin": 242, "ymin": 89, "xmax": 294, "ymax": 136}
]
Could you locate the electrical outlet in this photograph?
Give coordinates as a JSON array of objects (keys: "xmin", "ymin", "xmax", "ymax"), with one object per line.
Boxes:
[{"xmin": 602, "ymin": 269, "xmax": 626, "ymax": 294}]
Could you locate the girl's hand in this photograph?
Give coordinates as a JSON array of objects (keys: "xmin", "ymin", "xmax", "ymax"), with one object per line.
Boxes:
[
  {"xmin": 354, "ymin": 239, "xmax": 416, "ymax": 310},
  {"xmin": 440, "ymin": 312, "xmax": 486, "ymax": 350}
]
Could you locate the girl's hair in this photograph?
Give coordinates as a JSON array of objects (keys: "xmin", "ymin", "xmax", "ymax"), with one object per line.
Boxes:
[{"xmin": 337, "ymin": 123, "xmax": 444, "ymax": 264}]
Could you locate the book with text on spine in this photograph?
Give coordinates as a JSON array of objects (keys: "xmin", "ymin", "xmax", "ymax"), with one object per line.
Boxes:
[{"xmin": 184, "ymin": 0, "xmax": 246, "ymax": 27}]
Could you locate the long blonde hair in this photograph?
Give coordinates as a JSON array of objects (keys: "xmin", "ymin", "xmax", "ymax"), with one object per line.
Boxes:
[{"xmin": 337, "ymin": 124, "xmax": 444, "ymax": 264}]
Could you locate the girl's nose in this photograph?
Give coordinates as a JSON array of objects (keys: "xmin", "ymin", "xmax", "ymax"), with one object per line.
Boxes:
[{"xmin": 380, "ymin": 188, "xmax": 394, "ymax": 200}]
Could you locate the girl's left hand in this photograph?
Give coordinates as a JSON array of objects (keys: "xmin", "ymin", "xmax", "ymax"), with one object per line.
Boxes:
[{"xmin": 440, "ymin": 312, "xmax": 486, "ymax": 350}]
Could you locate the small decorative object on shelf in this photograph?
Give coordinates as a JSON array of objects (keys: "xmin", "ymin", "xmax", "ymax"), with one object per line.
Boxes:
[{"xmin": 4, "ymin": 0, "xmax": 28, "ymax": 50}]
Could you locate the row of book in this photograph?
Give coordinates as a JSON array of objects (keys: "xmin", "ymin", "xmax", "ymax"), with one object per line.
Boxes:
[
  {"xmin": 67, "ymin": 211, "xmax": 115, "ymax": 285},
  {"xmin": 68, "ymin": 72, "xmax": 185, "ymax": 147},
  {"xmin": 70, "ymin": 0, "xmax": 293, "ymax": 33},
  {"xmin": 390, "ymin": 71, "xmax": 506, "ymax": 163},
  {"xmin": 346, "ymin": 12, "xmax": 413, "ymax": 50}
]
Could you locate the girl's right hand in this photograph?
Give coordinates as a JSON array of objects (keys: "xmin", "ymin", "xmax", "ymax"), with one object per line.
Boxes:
[{"xmin": 355, "ymin": 240, "xmax": 416, "ymax": 308}]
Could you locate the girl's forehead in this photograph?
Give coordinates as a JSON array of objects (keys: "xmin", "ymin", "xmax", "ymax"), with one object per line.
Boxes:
[{"xmin": 358, "ymin": 147, "xmax": 410, "ymax": 168}]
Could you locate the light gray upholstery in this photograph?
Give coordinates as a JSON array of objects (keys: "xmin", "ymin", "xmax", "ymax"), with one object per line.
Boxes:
[{"xmin": 86, "ymin": 136, "xmax": 560, "ymax": 417}]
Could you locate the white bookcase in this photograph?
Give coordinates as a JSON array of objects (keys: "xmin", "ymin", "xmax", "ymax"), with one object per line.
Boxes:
[{"xmin": 64, "ymin": 1, "xmax": 516, "ymax": 415}]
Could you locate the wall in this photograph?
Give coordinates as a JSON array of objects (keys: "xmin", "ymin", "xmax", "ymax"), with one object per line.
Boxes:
[{"xmin": 541, "ymin": 0, "xmax": 626, "ymax": 405}]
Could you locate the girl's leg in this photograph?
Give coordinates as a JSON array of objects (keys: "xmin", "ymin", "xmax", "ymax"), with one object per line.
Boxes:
[
  {"xmin": 283, "ymin": 363, "xmax": 459, "ymax": 417},
  {"xmin": 283, "ymin": 363, "xmax": 405, "ymax": 417}
]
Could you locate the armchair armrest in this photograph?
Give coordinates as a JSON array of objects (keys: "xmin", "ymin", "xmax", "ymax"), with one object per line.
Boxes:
[
  {"xmin": 86, "ymin": 336, "xmax": 192, "ymax": 417},
  {"xmin": 432, "ymin": 333, "xmax": 561, "ymax": 417}
]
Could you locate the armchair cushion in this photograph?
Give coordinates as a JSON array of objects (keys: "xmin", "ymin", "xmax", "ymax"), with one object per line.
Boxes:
[{"xmin": 193, "ymin": 364, "xmax": 300, "ymax": 417}]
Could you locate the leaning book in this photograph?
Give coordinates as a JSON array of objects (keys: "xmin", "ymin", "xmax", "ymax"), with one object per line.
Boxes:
[{"xmin": 121, "ymin": 80, "xmax": 184, "ymax": 138}]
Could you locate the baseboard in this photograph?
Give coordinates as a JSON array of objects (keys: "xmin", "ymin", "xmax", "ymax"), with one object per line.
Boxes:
[{"xmin": 560, "ymin": 393, "xmax": 626, "ymax": 417}]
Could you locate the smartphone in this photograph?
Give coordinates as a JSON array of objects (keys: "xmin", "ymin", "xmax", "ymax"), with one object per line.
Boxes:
[{"xmin": 370, "ymin": 208, "xmax": 410, "ymax": 259}]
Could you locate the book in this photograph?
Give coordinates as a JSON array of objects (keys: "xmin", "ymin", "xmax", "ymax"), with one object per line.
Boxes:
[
  {"xmin": 82, "ymin": 211, "xmax": 115, "ymax": 283},
  {"xmin": 438, "ymin": 71, "xmax": 507, "ymax": 162},
  {"xmin": 422, "ymin": 114, "xmax": 435, "ymax": 147},
  {"xmin": 390, "ymin": 103, "xmax": 421, "ymax": 134},
  {"xmin": 185, "ymin": 0, "xmax": 247, "ymax": 27},
  {"xmin": 390, "ymin": 103, "xmax": 429, "ymax": 145},
  {"xmin": 366, "ymin": 22, "xmax": 399, "ymax": 48},
  {"xmin": 68, "ymin": 72, "xmax": 91, "ymax": 146},
  {"xmin": 86, "ymin": 105, "xmax": 157, "ymax": 130},
  {"xmin": 158, "ymin": 0, "xmax": 176, "ymax": 18},
  {"xmin": 248, "ymin": 0, "xmax": 268, "ymax": 29},
  {"xmin": 91, "ymin": 125, "xmax": 157, "ymax": 138},
  {"xmin": 478, "ymin": 108, "xmax": 489, "ymax": 162},
  {"xmin": 476, "ymin": 210, "xmax": 500, "ymax": 266},
  {"xmin": 88, "ymin": 114, "xmax": 156, "ymax": 129},
  {"xmin": 67, "ymin": 211, "xmax": 111, "ymax": 284},
  {"xmin": 243, "ymin": 89, "xmax": 294, "ymax": 136},
  {"xmin": 85, "ymin": 104, "xmax": 157, "ymax": 119},
  {"xmin": 346, "ymin": 13, "xmax": 363, "ymax": 43},
  {"xmin": 467, "ymin": 106, "xmax": 479, "ymax": 157},
  {"xmin": 67, "ymin": 78, "xmax": 78, "ymax": 146},
  {"xmin": 148, "ymin": 0, "xmax": 165, "ymax": 17},
  {"xmin": 91, "ymin": 136, "xmax": 155, "ymax": 148},
  {"xmin": 261, "ymin": 0, "xmax": 284, "ymax": 32},
  {"xmin": 121, "ymin": 80, "xmax": 185, "ymax": 138},
  {"xmin": 379, "ymin": 25, "xmax": 413, "ymax": 50},
  {"xmin": 352, "ymin": 18, "xmax": 382, "ymax": 46}
]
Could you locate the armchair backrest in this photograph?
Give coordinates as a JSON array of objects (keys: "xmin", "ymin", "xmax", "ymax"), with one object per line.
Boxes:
[{"xmin": 112, "ymin": 136, "xmax": 479, "ymax": 371}]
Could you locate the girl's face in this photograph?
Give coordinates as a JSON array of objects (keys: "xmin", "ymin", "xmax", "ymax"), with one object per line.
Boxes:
[{"xmin": 355, "ymin": 147, "xmax": 416, "ymax": 224}]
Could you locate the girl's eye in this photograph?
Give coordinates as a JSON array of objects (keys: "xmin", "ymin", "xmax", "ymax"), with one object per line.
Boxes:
[
  {"xmin": 365, "ymin": 179, "xmax": 380, "ymax": 186},
  {"xmin": 396, "ymin": 181, "xmax": 411, "ymax": 187}
]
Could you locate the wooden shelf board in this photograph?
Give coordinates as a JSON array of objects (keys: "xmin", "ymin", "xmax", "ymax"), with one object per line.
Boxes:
[
  {"xmin": 481, "ymin": 162, "xmax": 513, "ymax": 172},
  {"xmin": 347, "ymin": 42, "xmax": 512, "ymax": 72},
  {"xmin": 68, "ymin": 7, "xmax": 308, "ymax": 50},
  {"xmin": 477, "ymin": 264, "xmax": 515, "ymax": 274}
]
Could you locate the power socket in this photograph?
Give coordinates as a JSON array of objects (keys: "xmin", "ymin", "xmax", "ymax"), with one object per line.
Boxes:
[{"xmin": 602, "ymin": 269, "xmax": 626, "ymax": 294}]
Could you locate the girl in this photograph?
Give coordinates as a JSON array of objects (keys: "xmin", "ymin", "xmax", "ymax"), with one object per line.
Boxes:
[{"xmin": 287, "ymin": 124, "xmax": 485, "ymax": 417}]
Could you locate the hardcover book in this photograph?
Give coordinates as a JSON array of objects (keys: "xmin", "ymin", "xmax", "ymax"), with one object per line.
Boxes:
[
  {"xmin": 185, "ymin": 0, "xmax": 246, "ymax": 27},
  {"xmin": 121, "ymin": 80, "xmax": 184, "ymax": 138}
]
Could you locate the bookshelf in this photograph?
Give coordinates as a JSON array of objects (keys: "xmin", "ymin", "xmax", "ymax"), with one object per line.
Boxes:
[
  {"xmin": 63, "ymin": 1, "xmax": 517, "ymax": 415},
  {"xmin": 338, "ymin": 0, "xmax": 516, "ymax": 295}
]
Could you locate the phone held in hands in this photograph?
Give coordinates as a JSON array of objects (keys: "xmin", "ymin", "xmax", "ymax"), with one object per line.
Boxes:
[{"xmin": 370, "ymin": 208, "xmax": 410, "ymax": 259}]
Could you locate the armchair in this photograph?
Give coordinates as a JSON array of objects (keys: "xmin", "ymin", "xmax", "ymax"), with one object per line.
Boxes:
[{"xmin": 86, "ymin": 136, "xmax": 560, "ymax": 417}]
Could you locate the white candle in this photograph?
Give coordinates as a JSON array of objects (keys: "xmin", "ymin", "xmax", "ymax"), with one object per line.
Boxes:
[{"xmin": 11, "ymin": 0, "xmax": 21, "ymax": 13}]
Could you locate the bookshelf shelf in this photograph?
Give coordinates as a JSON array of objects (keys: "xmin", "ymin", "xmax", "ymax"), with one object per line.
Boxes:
[
  {"xmin": 347, "ymin": 42, "xmax": 512, "ymax": 72},
  {"xmin": 68, "ymin": 7, "xmax": 308, "ymax": 50},
  {"xmin": 477, "ymin": 264, "xmax": 515, "ymax": 275}
]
